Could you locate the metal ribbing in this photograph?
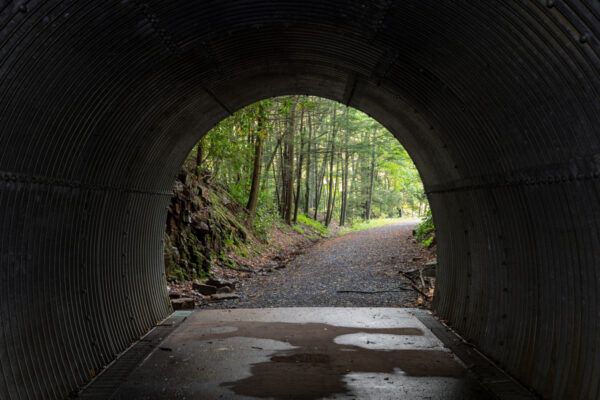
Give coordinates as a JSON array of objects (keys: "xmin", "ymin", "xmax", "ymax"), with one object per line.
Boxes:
[{"xmin": 0, "ymin": 1, "xmax": 599, "ymax": 398}]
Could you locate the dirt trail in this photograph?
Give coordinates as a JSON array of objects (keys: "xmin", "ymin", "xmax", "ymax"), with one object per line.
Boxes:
[{"xmin": 203, "ymin": 220, "xmax": 433, "ymax": 308}]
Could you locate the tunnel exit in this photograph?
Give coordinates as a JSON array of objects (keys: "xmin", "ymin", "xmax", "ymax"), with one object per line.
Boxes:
[{"xmin": 1, "ymin": 1, "xmax": 599, "ymax": 399}]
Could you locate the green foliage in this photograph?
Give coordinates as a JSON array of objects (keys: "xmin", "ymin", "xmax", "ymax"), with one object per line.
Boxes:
[
  {"xmin": 170, "ymin": 94, "xmax": 431, "ymax": 280},
  {"xmin": 296, "ymin": 214, "xmax": 329, "ymax": 237},
  {"xmin": 252, "ymin": 202, "xmax": 280, "ymax": 242},
  {"xmin": 233, "ymin": 245, "xmax": 250, "ymax": 258},
  {"xmin": 415, "ymin": 210, "xmax": 435, "ymax": 247},
  {"xmin": 422, "ymin": 235, "xmax": 435, "ymax": 248},
  {"xmin": 195, "ymin": 96, "xmax": 428, "ymax": 226},
  {"xmin": 228, "ymin": 181, "xmax": 251, "ymax": 206}
]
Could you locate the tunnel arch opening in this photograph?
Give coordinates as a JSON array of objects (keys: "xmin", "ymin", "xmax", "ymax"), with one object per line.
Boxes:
[
  {"xmin": 164, "ymin": 94, "xmax": 432, "ymax": 296},
  {"xmin": 1, "ymin": 2, "xmax": 599, "ymax": 399}
]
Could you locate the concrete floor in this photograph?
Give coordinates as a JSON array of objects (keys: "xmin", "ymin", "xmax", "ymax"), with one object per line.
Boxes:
[{"xmin": 84, "ymin": 308, "xmax": 534, "ymax": 399}]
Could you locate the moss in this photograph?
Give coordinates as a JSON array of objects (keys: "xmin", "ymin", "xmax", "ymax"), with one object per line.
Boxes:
[
  {"xmin": 218, "ymin": 250, "xmax": 237, "ymax": 269},
  {"xmin": 195, "ymin": 263, "xmax": 210, "ymax": 279},
  {"xmin": 227, "ymin": 217, "xmax": 249, "ymax": 241},
  {"xmin": 183, "ymin": 232, "xmax": 213, "ymax": 278},
  {"xmin": 190, "ymin": 246, "xmax": 203, "ymax": 268},
  {"xmin": 296, "ymin": 214, "xmax": 329, "ymax": 237},
  {"xmin": 235, "ymin": 245, "xmax": 250, "ymax": 258},
  {"xmin": 164, "ymin": 233, "xmax": 183, "ymax": 281},
  {"xmin": 166, "ymin": 173, "xmax": 330, "ymax": 281},
  {"xmin": 167, "ymin": 265, "xmax": 189, "ymax": 282}
]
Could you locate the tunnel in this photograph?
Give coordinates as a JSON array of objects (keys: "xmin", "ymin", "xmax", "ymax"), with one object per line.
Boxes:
[{"xmin": 1, "ymin": 1, "xmax": 599, "ymax": 398}]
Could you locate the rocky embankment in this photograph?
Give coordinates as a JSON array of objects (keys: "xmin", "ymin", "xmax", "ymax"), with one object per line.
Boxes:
[{"xmin": 164, "ymin": 170, "xmax": 328, "ymax": 310}]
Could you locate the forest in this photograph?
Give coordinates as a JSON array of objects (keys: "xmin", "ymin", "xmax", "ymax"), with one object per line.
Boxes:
[
  {"xmin": 164, "ymin": 96, "xmax": 434, "ymax": 284},
  {"xmin": 185, "ymin": 96, "xmax": 428, "ymax": 228}
]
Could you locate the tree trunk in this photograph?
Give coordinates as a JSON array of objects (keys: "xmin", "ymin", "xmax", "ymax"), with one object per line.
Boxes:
[
  {"xmin": 313, "ymin": 120, "xmax": 328, "ymax": 221},
  {"xmin": 277, "ymin": 135, "xmax": 285, "ymax": 215},
  {"xmin": 273, "ymin": 159, "xmax": 281, "ymax": 211},
  {"xmin": 325, "ymin": 104, "xmax": 337, "ymax": 226},
  {"xmin": 360, "ymin": 130, "xmax": 369, "ymax": 219},
  {"xmin": 313, "ymin": 149, "xmax": 321, "ymax": 220},
  {"xmin": 261, "ymin": 132, "xmax": 284, "ymax": 190},
  {"xmin": 365, "ymin": 131, "xmax": 376, "ymax": 220},
  {"xmin": 344, "ymin": 149, "xmax": 354, "ymax": 221},
  {"xmin": 339, "ymin": 108, "xmax": 349, "ymax": 226},
  {"xmin": 313, "ymin": 154, "xmax": 327, "ymax": 221},
  {"xmin": 325, "ymin": 137, "xmax": 335, "ymax": 226},
  {"xmin": 303, "ymin": 110, "xmax": 312, "ymax": 215},
  {"xmin": 246, "ymin": 107, "xmax": 265, "ymax": 221},
  {"xmin": 293, "ymin": 108, "xmax": 305, "ymax": 222},
  {"xmin": 328, "ymin": 155, "xmax": 340, "ymax": 226},
  {"xmin": 281, "ymin": 97, "xmax": 298, "ymax": 224}
]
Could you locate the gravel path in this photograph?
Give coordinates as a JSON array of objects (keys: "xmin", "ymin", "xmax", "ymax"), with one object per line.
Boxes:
[{"xmin": 202, "ymin": 220, "xmax": 426, "ymax": 309}]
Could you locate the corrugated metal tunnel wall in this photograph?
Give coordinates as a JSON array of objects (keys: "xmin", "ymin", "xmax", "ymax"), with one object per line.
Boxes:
[{"xmin": 0, "ymin": 1, "xmax": 599, "ymax": 398}]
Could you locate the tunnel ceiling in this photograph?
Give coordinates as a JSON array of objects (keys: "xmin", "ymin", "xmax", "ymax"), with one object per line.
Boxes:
[{"xmin": 1, "ymin": 1, "xmax": 600, "ymax": 398}]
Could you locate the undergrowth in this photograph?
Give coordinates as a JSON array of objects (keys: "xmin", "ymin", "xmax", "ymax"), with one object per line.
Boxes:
[
  {"xmin": 296, "ymin": 214, "xmax": 329, "ymax": 237},
  {"xmin": 165, "ymin": 174, "xmax": 333, "ymax": 282},
  {"xmin": 414, "ymin": 210, "xmax": 435, "ymax": 247}
]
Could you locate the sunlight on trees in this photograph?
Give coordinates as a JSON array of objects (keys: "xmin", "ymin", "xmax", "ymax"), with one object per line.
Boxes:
[{"xmin": 183, "ymin": 96, "xmax": 429, "ymax": 227}]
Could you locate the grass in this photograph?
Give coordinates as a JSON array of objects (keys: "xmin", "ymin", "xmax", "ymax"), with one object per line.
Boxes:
[
  {"xmin": 296, "ymin": 214, "xmax": 330, "ymax": 237},
  {"xmin": 338, "ymin": 217, "xmax": 413, "ymax": 235}
]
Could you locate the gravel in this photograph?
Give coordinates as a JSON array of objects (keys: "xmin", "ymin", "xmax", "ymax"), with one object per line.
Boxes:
[{"xmin": 201, "ymin": 221, "xmax": 427, "ymax": 309}]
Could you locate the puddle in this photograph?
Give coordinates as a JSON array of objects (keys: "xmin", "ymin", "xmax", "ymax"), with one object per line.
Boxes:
[
  {"xmin": 321, "ymin": 369, "xmax": 490, "ymax": 400},
  {"xmin": 333, "ymin": 332, "xmax": 446, "ymax": 351},
  {"xmin": 189, "ymin": 321, "xmax": 466, "ymax": 399}
]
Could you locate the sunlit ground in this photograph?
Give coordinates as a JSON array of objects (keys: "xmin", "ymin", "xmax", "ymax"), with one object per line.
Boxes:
[{"xmin": 338, "ymin": 217, "xmax": 422, "ymax": 235}]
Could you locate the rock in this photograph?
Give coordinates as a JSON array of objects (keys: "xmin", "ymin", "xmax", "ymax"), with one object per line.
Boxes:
[
  {"xmin": 191, "ymin": 217, "xmax": 209, "ymax": 232},
  {"xmin": 168, "ymin": 292, "xmax": 182, "ymax": 299},
  {"xmin": 173, "ymin": 180, "xmax": 184, "ymax": 194},
  {"xmin": 206, "ymin": 278, "xmax": 237, "ymax": 290},
  {"xmin": 210, "ymin": 293, "xmax": 240, "ymax": 301},
  {"xmin": 216, "ymin": 286, "xmax": 232, "ymax": 294},
  {"xmin": 192, "ymin": 282, "xmax": 218, "ymax": 295},
  {"xmin": 171, "ymin": 298, "xmax": 195, "ymax": 310}
]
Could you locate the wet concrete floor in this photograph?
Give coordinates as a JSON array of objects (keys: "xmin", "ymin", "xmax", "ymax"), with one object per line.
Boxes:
[{"xmin": 100, "ymin": 308, "xmax": 520, "ymax": 399}]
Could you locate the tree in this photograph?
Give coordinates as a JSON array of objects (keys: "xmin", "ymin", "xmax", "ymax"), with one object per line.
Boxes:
[
  {"xmin": 293, "ymin": 105, "xmax": 306, "ymax": 223},
  {"xmin": 339, "ymin": 107, "xmax": 350, "ymax": 226},
  {"xmin": 303, "ymin": 109, "xmax": 313, "ymax": 215},
  {"xmin": 281, "ymin": 96, "xmax": 298, "ymax": 224},
  {"xmin": 325, "ymin": 103, "xmax": 337, "ymax": 226},
  {"xmin": 246, "ymin": 104, "xmax": 266, "ymax": 221},
  {"xmin": 365, "ymin": 128, "xmax": 377, "ymax": 220},
  {"xmin": 190, "ymin": 95, "xmax": 427, "ymax": 231}
]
